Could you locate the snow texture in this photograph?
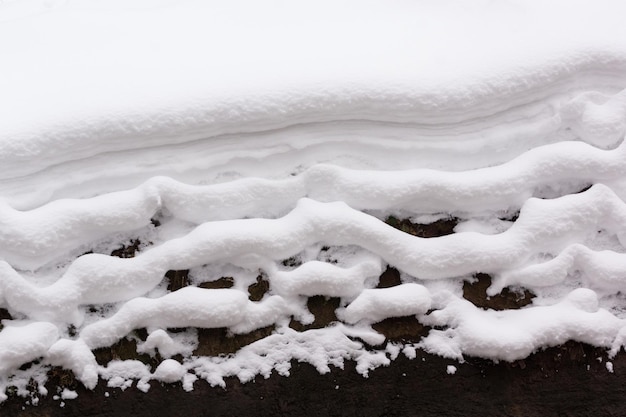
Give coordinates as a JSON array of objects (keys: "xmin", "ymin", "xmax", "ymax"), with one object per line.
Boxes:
[{"xmin": 1, "ymin": 0, "xmax": 626, "ymax": 401}]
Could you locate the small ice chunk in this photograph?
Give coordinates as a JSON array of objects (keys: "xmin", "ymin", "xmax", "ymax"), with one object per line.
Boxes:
[{"xmin": 446, "ymin": 365, "xmax": 457, "ymax": 375}]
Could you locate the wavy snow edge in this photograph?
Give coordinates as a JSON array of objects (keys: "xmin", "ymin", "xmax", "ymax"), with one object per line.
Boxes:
[
  {"xmin": 3, "ymin": 287, "xmax": 626, "ymax": 402},
  {"xmin": 3, "ymin": 184, "xmax": 626, "ymax": 324},
  {"xmin": 2, "ymin": 3, "xmax": 626, "ymax": 398},
  {"xmin": 2, "ymin": 181, "xmax": 626, "ymax": 400}
]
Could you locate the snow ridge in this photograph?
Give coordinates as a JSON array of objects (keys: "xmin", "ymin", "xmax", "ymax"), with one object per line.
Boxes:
[
  {"xmin": 3, "ymin": 183, "xmax": 626, "ymax": 324},
  {"xmin": 3, "ymin": 134, "xmax": 626, "ymax": 271}
]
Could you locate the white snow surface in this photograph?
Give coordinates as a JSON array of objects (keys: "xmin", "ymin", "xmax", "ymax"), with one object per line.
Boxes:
[{"xmin": 1, "ymin": 0, "xmax": 626, "ymax": 401}]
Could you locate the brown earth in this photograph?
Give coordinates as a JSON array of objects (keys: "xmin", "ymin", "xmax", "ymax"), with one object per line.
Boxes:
[{"xmin": 1, "ymin": 341, "xmax": 624, "ymax": 417}]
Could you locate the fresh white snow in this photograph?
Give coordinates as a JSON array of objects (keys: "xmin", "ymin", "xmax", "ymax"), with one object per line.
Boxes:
[{"xmin": 1, "ymin": 0, "xmax": 626, "ymax": 402}]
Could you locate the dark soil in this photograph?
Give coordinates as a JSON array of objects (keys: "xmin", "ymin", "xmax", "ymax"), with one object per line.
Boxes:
[
  {"xmin": 198, "ymin": 277, "xmax": 235, "ymax": 290},
  {"xmin": 289, "ymin": 296, "xmax": 341, "ymax": 332},
  {"xmin": 463, "ymin": 273, "xmax": 535, "ymax": 310},
  {"xmin": 166, "ymin": 269, "xmax": 190, "ymax": 292},
  {"xmin": 2, "ymin": 341, "xmax": 624, "ymax": 417},
  {"xmin": 0, "ymin": 308, "xmax": 12, "ymax": 331},
  {"xmin": 248, "ymin": 276, "xmax": 271, "ymax": 302},
  {"xmin": 384, "ymin": 215, "xmax": 458, "ymax": 238},
  {"xmin": 110, "ymin": 239, "xmax": 141, "ymax": 259},
  {"xmin": 376, "ymin": 267, "xmax": 402, "ymax": 288},
  {"xmin": 193, "ymin": 326, "xmax": 275, "ymax": 357}
]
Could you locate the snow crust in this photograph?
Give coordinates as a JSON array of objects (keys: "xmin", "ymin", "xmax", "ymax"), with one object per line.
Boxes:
[{"xmin": 2, "ymin": 0, "xmax": 626, "ymax": 403}]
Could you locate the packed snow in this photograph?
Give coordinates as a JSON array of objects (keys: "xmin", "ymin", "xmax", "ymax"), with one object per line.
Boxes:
[{"xmin": 2, "ymin": 0, "xmax": 626, "ymax": 403}]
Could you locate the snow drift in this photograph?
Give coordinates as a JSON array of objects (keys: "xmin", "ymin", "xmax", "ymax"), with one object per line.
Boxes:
[{"xmin": 2, "ymin": 0, "xmax": 626, "ymax": 402}]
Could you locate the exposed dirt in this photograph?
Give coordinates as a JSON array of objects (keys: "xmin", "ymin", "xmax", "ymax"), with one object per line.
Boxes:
[
  {"xmin": 198, "ymin": 276, "xmax": 235, "ymax": 289},
  {"xmin": 2, "ymin": 342, "xmax": 625, "ymax": 417},
  {"xmin": 384, "ymin": 215, "xmax": 458, "ymax": 238},
  {"xmin": 110, "ymin": 239, "xmax": 141, "ymax": 259},
  {"xmin": 248, "ymin": 276, "xmax": 271, "ymax": 302},
  {"xmin": 376, "ymin": 267, "xmax": 402, "ymax": 288},
  {"xmin": 372, "ymin": 316, "xmax": 430, "ymax": 343},
  {"xmin": 194, "ymin": 326, "xmax": 275, "ymax": 357},
  {"xmin": 93, "ymin": 330, "xmax": 157, "ymax": 367},
  {"xmin": 166, "ymin": 269, "xmax": 190, "ymax": 292},
  {"xmin": 289, "ymin": 296, "xmax": 341, "ymax": 332},
  {"xmin": 0, "ymin": 308, "xmax": 12, "ymax": 331},
  {"xmin": 463, "ymin": 273, "xmax": 535, "ymax": 310}
]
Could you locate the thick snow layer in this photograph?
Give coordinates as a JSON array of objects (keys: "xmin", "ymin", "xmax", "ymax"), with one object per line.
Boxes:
[
  {"xmin": 2, "ymin": 0, "xmax": 626, "ymax": 209},
  {"xmin": 2, "ymin": 0, "xmax": 626, "ymax": 403}
]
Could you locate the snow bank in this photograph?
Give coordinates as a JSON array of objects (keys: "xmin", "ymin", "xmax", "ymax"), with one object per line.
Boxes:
[
  {"xmin": 2, "ymin": 0, "xmax": 626, "ymax": 208},
  {"xmin": 2, "ymin": 0, "xmax": 626, "ymax": 403}
]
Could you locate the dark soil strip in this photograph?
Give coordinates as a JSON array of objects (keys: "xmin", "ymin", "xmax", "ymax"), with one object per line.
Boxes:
[
  {"xmin": 385, "ymin": 216, "xmax": 458, "ymax": 238},
  {"xmin": 0, "ymin": 308, "xmax": 12, "ymax": 331},
  {"xmin": 194, "ymin": 326, "xmax": 275, "ymax": 357},
  {"xmin": 463, "ymin": 273, "xmax": 534, "ymax": 310},
  {"xmin": 2, "ymin": 341, "xmax": 624, "ymax": 417},
  {"xmin": 248, "ymin": 276, "xmax": 270, "ymax": 301},
  {"xmin": 376, "ymin": 267, "xmax": 402, "ymax": 288},
  {"xmin": 166, "ymin": 270, "xmax": 190, "ymax": 292},
  {"xmin": 289, "ymin": 296, "xmax": 341, "ymax": 331},
  {"xmin": 372, "ymin": 316, "xmax": 430, "ymax": 343},
  {"xmin": 110, "ymin": 239, "xmax": 141, "ymax": 259},
  {"xmin": 198, "ymin": 277, "xmax": 235, "ymax": 290},
  {"xmin": 93, "ymin": 330, "xmax": 157, "ymax": 368}
]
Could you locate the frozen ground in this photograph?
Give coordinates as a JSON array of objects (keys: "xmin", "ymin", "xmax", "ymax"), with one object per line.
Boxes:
[{"xmin": 2, "ymin": 0, "xmax": 626, "ymax": 404}]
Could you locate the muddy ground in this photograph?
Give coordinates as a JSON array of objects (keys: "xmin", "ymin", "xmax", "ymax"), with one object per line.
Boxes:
[{"xmin": 2, "ymin": 215, "xmax": 625, "ymax": 416}]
